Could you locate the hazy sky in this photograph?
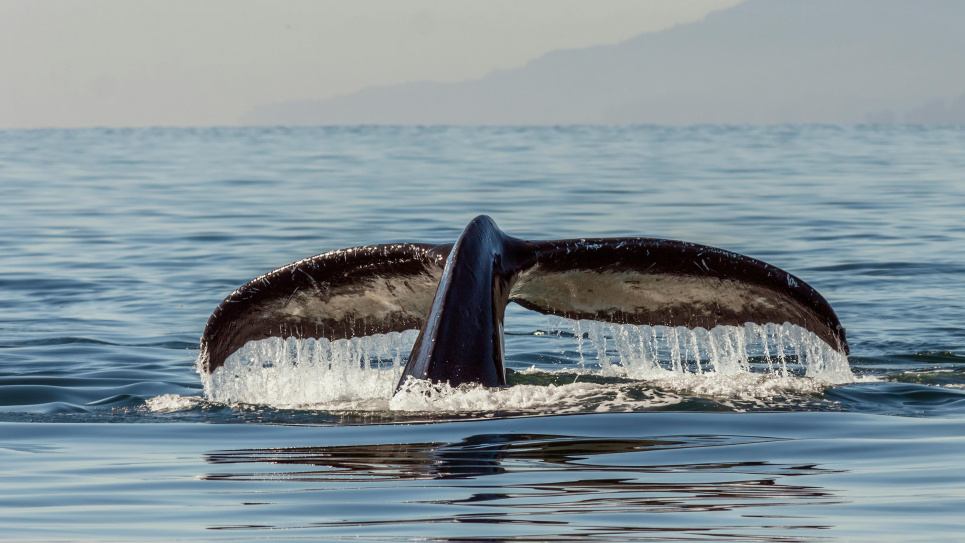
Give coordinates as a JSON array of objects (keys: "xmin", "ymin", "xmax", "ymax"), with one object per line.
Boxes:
[{"xmin": 0, "ymin": 0, "xmax": 743, "ymax": 129}]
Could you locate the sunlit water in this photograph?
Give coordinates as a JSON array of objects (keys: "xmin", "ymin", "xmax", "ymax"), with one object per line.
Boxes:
[{"xmin": 2, "ymin": 125, "xmax": 965, "ymax": 541}]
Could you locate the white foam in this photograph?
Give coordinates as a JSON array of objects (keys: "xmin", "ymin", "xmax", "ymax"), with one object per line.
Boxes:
[
  {"xmin": 389, "ymin": 377, "xmax": 681, "ymax": 413},
  {"xmin": 145, "ymin": 393, "xmax": 205, "ymax": 412}
]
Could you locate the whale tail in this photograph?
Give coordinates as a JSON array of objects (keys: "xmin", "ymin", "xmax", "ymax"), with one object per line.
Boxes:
[{"xmin": 199, "ymin": 216, "xmax": 848, "ymax": 390}]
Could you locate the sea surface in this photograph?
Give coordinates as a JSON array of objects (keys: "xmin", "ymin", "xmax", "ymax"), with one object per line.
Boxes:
[{"xmin": 1, "ymin": 125, "xmax": 964, "ymax": 541}]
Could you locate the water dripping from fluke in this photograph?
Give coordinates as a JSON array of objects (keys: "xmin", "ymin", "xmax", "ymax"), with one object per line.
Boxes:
[{"xmin": 192, "ymin": 321, "xmax": 852, "ymax": 414}]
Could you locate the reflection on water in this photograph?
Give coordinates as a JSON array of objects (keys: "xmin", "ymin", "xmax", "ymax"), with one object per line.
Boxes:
[{"xmin": 203, "ymin": 433, "xmax": 843, "ymax": 540}]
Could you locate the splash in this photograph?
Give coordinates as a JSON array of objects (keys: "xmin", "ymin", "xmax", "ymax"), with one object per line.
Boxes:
[
  {"xmin": 145, "ymin": 393, "xmax": 205, "ymax": 412},
  {"xmin": 192, "ymin": 320, "xmax": 853, "ymax": 412}
]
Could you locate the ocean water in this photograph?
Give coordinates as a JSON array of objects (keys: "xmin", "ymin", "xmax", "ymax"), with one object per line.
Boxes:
[{"xmin": 1, "ymin": 125, "xmax": 964, "ymax": 541}]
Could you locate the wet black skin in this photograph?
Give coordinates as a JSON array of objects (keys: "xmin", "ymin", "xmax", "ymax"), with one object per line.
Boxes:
[
  {"xmin": 200, "ymin": 215, "xmax": 848, "ymax": 391},
  {"xmin": 399, "ymin": 216, "xmax": 534, "ymax": 387}
]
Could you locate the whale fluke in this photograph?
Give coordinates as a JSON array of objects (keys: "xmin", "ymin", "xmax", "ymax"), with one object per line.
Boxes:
[{"xmin": 199, "ymin": 216, "xmax": 848, "ymax": 390}]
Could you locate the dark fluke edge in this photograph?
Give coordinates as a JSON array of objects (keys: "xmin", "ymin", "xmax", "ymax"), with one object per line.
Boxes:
[{"xmin": 200, "ymin": 215, "xmax": 848, "ymax": 390}]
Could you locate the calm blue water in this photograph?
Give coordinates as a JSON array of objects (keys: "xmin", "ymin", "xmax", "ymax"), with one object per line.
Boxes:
[{"xmin": 2, "ymin": 125, "xmax": 964, "ymax": 541}]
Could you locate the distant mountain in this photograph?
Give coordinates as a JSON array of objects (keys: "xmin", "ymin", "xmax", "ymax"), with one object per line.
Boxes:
[{"xmin": 242, "ymin": 0, "xmax": 965, "ymax": 126}]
